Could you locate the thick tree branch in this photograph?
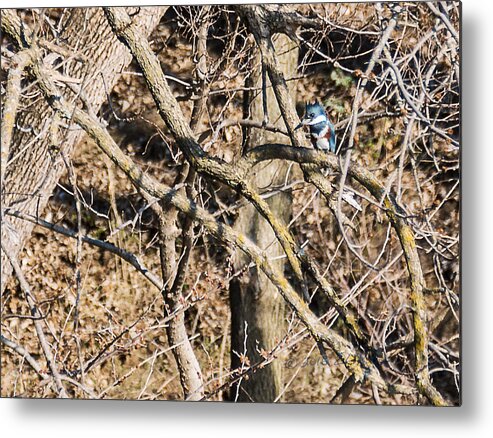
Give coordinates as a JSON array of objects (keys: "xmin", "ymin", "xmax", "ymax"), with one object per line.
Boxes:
[
  {"xmin": 104, "ymin": 7, "xmax": 310, "ymax": 302},
  {"xmin": 235, "ymin": 4, "xmax": 447, "ymax": 406},
  {"xmin": 244, "ymin": 143, "xmax": 446, "ymax": 405},
  {"xmin": 148, "ymin": 9, "xmax": 212, "ymax": 400},
  {"xmin": 26, "ymin": 54, "xmax": 405, "ymax": 396}
]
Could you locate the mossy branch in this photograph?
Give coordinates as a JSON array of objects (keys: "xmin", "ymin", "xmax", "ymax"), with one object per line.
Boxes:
[
  {"xmin": 103, "ymin": 7, "xmax": 310, "ymax": 300},
  {"xmin": 102, "ymin": 6, "xmax": 377, "ymax": 366},
  {"xmin": 235, "ymin": 4, "xmax": 446, "ymax": 406},
  {"xmin": 24, "ymin": 44, "xmax": 408, "ymax": 396}
]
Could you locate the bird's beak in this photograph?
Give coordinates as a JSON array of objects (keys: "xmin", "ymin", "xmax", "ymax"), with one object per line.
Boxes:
[{"xmin": 295, "ymin": 119, "xmax": 308, "ymax": 130}]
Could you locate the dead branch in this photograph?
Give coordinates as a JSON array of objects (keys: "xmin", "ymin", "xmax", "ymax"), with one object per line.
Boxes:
[
  {"xmin": 5, "ymin": 209, "xmax": 163, "ymax": 290},
  {"xmin": 2, "ymin": 241, "xmax": 69, "ymax": 398},
  {"xmin": 235, "ymin": 4, "xmax": 447, "ymax": 406}
]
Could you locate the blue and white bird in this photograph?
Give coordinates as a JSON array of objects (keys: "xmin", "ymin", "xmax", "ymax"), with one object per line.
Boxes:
[
  {"xmin": 296, "ymin": 101, "xmax": 362, "ymax": 211},
  {"xmin": 295, "ymin": 101, "xmax": 337, "ymax": 153}
]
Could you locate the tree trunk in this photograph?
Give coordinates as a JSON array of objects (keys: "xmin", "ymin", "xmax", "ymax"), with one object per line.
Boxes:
[
  {"xmin": 230, "ymin": 34, "xmax": 299, "ymax": 402},
  {"xmin": 1, "ymin": 7, "xmax": 167, "ymax": 291}
]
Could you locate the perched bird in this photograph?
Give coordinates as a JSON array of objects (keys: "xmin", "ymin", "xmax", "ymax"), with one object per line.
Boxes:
[
  {"xmin": 295, "ymin": 101, "xmax": 337, "ymax": 153},
  {"xmin": 296, "ymin": 100, "xmax": 362, "ymax": 212}
]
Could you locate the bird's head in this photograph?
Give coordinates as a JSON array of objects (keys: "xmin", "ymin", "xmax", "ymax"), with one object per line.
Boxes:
[{"xmin": 295, "ymin": 101, "xmax": 328, "ymax": 130}]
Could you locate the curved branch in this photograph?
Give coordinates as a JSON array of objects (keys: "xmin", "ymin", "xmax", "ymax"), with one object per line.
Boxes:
[
  {"xmin": 27, "ymin": 55, "xmax": 403, "ymax": 395},
  {"xmin": 235, "ymin": 4, "xmax": 447, "ymax": 406},
  {"xmin": 243, "ymin": 142, "xmax": 447, "ymax": 405},
  {"xmin": 5, "ymin": 209, "xmax": 163, "ymax": 290},
  {"xmin": 104, "ymin": 7, "xmax": 309, "ymax": 300}
]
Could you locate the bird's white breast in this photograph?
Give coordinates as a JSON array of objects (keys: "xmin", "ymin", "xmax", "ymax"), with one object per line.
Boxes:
[{"xmin": 315, "ymin": 137, "xmax": 331, "ymax": 151}]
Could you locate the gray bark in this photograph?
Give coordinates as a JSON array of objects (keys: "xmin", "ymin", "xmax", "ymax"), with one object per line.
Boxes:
[{"xmin": 1, "ymin": 7, "xmax": 167, "ymax": 291}]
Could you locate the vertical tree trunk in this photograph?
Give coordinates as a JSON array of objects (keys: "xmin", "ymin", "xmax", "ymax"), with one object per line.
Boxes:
[
  {"xmin": 1, "ymin": 7, "xmax": 167, "ymax": 291},
  {"xmin": 230, "ymin": 34, "xmax": 298, "ymax": 402}
]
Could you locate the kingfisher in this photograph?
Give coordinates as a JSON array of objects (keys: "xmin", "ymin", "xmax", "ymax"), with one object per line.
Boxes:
[
  {"xmin": 295, "ymin": 101, "xmax": 361, "ymax": 211},
  {"xmin": 295, "ymin": 101, "xmax": 337, "ymax": 153}
]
